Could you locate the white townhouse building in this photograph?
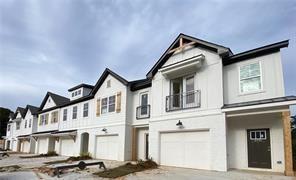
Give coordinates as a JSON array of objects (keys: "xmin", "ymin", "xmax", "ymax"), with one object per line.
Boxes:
[
  {"xmin": 4, "ymin": 105, "xmax": 38, "ymax": 153},
  {"xmin": 5, "ymin": 33, "xmax": 296, "ymax": 176}
]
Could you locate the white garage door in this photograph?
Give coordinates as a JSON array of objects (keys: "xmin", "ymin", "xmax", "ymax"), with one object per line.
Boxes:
[
  {"xmin": 95, "ymin": 135, "xmax": 119, "ymax": 160},
  {"xmin": 160, "ymin": 131, "xmax": 210, "ymax": 170},
  {"xmin": 38, "ymin": 138, "xmax": 48, "ymax": 154},
  {"xmin": 60, "ymin": 138, "xmax": 75, "ymax": 156},
  {"xmin": 21, "ymin": 141, "xmax": 30, "ymax": 153}
]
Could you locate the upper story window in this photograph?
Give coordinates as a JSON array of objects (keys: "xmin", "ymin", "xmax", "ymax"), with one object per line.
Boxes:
[
  {"xmin": 72, "ymin": 106, "xmax": 78, "ymax": 119},
  {"xmin": 63, "ymin": 109, "xmax": 67, "ymax": 121},
  {"xmin": 108, "ymin": 96, "xmax": 116, "ymax": 112},
  {"xmin": 239, "ymin": 62, "xmax": 262, "ymax": 93},
  {"xmin": 101, "ymin": 95, "xmax": 116, "ymax": 114},
  {"xmin": 72, "ymin": 92, "xmax": 75, "ymax": 97},
  {"xmin": 107, "ymin": 80, "xmax": 111, "ymax": 88},
  {"xmin": 29, "ymin": 119, "xmax": 32, "ymax": 128},
  {"xmin": 7, "ymin": 124, "xmax": 10, "ymax": 131},
  {"xmin": 39, "ymin": 114, "xmax": 49, "ymax": 126},
  {"xmin": 78, "ymin": 89, "xmax": 81, "ymax": 95},
  {"xmin": 136, "ymin": 92, "xmax": 150, "ymax": 119},
  {"xmin": 83, "ymin": 103, "xmax": 89, "ymax": 117},
  {"xmin": 48, "ymin": 98, "xmax": 51, "ymax": 103},
  {"xmin": 51, "ymin": 111, "xmax": 59, "ymax": 123},
  {"xmin": 101, "ymin": 98, "xmax": 108, "ymax": 114},
  {"xmin": 25, "ymin": 120, "xmax": 27, "ymax": 128},
  {"xmin": 16, "ymin": 122, "xmax": 20, "ymax": 130}
]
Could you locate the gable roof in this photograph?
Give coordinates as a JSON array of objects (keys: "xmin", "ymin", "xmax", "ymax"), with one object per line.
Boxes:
[
  {"xmin": 146, "ymin": 33, "xmax": 232, "ymax": 78},
  {"xmin": 223, "ymin": 40, "xmax": 289, "ymax": 65},
  {"xmin": 90, "ymin": 68, "xmax": 129, "ymax": 95},
  {"xmin": 15, "ymin": 107, "xmax": 26, "ymax": 118},
  {"xmin": 24, "ymin": 105, "xmax": 39, "ymax": 116},
  {"xmin": 68, "ymin": 83, "xmax": 94, "ymax": 92},
  {"xmin": 39, "ymin": 92, "xmax": 70, "ymax": 111}
]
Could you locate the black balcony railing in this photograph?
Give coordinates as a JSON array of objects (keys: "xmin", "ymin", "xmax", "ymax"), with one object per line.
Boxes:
[
  {"xmin": 136, "ymin": 105, "xmax": 151, "ymax": 119},
  {"xmin": 166, "ymin": 90, "xmax": 201, "ymax": 112}
]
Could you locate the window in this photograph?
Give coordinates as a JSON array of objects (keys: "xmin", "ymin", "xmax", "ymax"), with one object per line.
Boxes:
[
  {"xmin": 185, "ymin": 76, "xmax": 195, "ymax": 104},
  {"xmin": 101, "ymin": 98, "xmax": 108, "ymax": 114},
  {"xmin": 7, "ymin": 124, "xmax": 10, "ymax": 131},
  {"xmin": 40, "ymin": 114, "xmax": 49, "ymax": 125},
  {"xmin": 75, "ymin": 91, "xmax": 78, "ymax": 96},
  {"xmin": 72, "ymin": 92, "xmax": 75, "ymax": 97},
  {"xmin": 48, "ymin": 98, "xmax": 51, "ymax": 103},
  {"xmin": 107, "ymin": 80, "xmax": 111, "ymax": 88},
  {"xmin": 51, "ymin": 111, "xmax": 59, "ymax": 123},
  {"xmin": 250, "ymin": 130, "xmax": 266, "ymax": 140},
  {"xmin": 25, "ymin": 120, "xmax": 27, "ymax": 128},
  {"xmin": 240, "ymin": 62, "xmax": 262, "ymax": 93},
  {"xmin": 63, "ymin": 109, "xmax": 67, "ymax": 121},
  {"xmin": 140, "ymin": 93, "xmax": 148, "ymax": 115},
  {"xmin": 72, "ymin": 106, "xmax": 77, "ymax": 119},
  {"xmin": 108, "ymin": 96, "xmax": 116, "ymax": 112},
  {"xmin": 83, "ymin": 103, "xmax": 89, "ymax": 117},
  {"xmin": 16, "ymin": 122, "xmax": 20, "ymax": 130},
  {"xmin": 29, "ymin": 119, "xmax": 32, "ymax": 128},
  {"xmin": 78, "ymin": 89, "xmax": 81, "ymax": 95}
]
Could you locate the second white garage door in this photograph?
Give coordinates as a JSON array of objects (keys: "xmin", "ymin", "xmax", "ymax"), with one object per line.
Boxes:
[
  {"xmin": 21, "ymin": 141, "xmax": 30, "ymax": 153},
  {"xmin": 60, "ymin": 138, "xmax": 75, "ymax": 156},
  {"xmin": 95, "ymin": 135, "xmax": 119, "ymax": 160},
  {"xmin": 38, "ymin": 138, "xmax": 48, "ymax": 154},
  {"xmin": 160, "ymin": 130, "xmax": 210, "ymax": 170}
]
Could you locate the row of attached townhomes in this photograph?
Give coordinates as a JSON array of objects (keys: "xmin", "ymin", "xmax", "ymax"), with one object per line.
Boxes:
[{"xmin": 4, "ymin": 34, "xmax": 296, "ymax": 176}]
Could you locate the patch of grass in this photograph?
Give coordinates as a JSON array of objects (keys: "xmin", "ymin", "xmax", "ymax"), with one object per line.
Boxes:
[
  {"xmin": 0, "ymin": 165, "xmax": 21, "ymax": 172},
  {"xmin": 20, "ymin": 151, "xmax": 58, "ymax": 159},
  {"xmin": 44, "ymin": 154, "xmax": 92, "ymax": 165},
  {"xmin": 94, "ymin": 160, "xmax": 158, "ymax": 178}
]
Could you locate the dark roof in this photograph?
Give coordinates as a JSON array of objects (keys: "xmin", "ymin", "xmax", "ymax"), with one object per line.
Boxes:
[
  {"xmin": 24, "ymin": 105, "xmax": 39, "ymax": 116},
  {"xmin": 51, "ymin": 129, "xmax": 77, "ymax": 134},
  {"xmin": 68, "ymin": 83, "xmax": 94, "ymax": 92},
  {"xmin": 32, "ymin": 130, "xmax": 58, "ymax": 135},
  {"xmin": 17, "ymin": 134, "xmax": 31, "ymax": 138},
  {"xmin": 146, "ymin": 33, "xmax": 232, "ymax": 78},
  {"xmin": 15, "ymin": 107, "xmax": 26, "ymax": 118},
  {"xmin": 90, "ymin": 68, "xmax": 129, "ymax": 95},
  {"xmin": 222, "ymin": 96, "xmax": 296, "ymax": 109},
  {"xmin": 223, "ymin": 40, "xmax": 289, "ymax": 65},
  {"xmin": 130, "ymin": 78, "xmax": 152, "ymax": 91},
  {"xmin": 39, "ymin": 92, "xmax": 70, "ymax": 112}
]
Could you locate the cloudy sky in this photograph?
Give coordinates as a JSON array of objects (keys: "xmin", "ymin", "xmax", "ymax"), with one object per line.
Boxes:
[{"xmin": 0, "ymin": 0, "xmax": 295, "ymax": 113}]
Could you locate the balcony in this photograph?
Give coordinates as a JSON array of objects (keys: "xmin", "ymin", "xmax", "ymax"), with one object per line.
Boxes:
[
  {"xmin": 166, "ymin": 90, "xmax": 201, "ymax": 112},
  {"xmin": 136, "ymin": 105, "xmax": 151, "ymax": 119}
]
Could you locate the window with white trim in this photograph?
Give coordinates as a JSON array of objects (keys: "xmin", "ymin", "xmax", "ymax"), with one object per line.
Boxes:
[
  {"xmin": 239, "ymin": 62, "xmax": 262, "ymax": 93},
  {"xmin": 63, "ymin": 109, "xmax": 67, "ymax": 121},
  {"xmin": 250, "ymin": 130, "xmax": 266, "ymax": 140},
  {"xmin": 25, "ymin": 120, "xmax": 27, "ymax": 128},
  {"xmin": 83, "ymin": 103, "xmax": 89, "ymax": 117},
  {"xmin": 29, "ymin": 119, "xmax": 32, "ymax": 128},
  {"xmin": 16, "ymin": 122, "xmax": 20, "ymax": 130},
  {"xmin": 101, "ymin": 98, "xmax": 108, "ymax": 114},
  {"xmin": 7, "ymin": 124, "xmax": 10, "ymax": 131},
  {"xmin": 72, "ymin": 106, "xmax": 77, "ymax": 119},
  {"xmin": 108, "ymin": 96, "xmax": 115, "ymax": 112}
]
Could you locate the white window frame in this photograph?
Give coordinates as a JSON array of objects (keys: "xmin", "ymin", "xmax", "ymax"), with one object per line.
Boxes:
[
  {"xmin": 108, "ymin": 95, "xmax": 116, "ymax": 113},
  {"xmin": 238, "ymin": 61, "xmax": 263, "ymax": 95},
  {"xmin": 63, "ymin": 109, "xmax": 67, "ymax": 121},
  {"xmin": 24, "ymin": 120, "xmax": 27, "ymax": 128},
  {"xmin": 101, "ymin": 95, "xmax": 116, "ymax": 114},
  {"xmin": 16, "ymin": 122, "xmax": 20, "ymax": 130},
  {"xmin": 72, "ymin": 106, "xmax": 78, "ymax": 119},
  {"xmin": 29, "ymin": 119, "xmax": 32, "ymax": 128},
  {"xmin": 250, "ymin": 130, "xmax": 267, "ymax": 140},
  {"xmin": 83, "ymin": 103, "xmax": 89, "ymax": 117}
]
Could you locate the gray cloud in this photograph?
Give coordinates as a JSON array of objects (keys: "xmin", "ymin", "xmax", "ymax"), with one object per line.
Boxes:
[{"xmin": 0, "ymin": 0, "xmax": 295, "ymax": 113}]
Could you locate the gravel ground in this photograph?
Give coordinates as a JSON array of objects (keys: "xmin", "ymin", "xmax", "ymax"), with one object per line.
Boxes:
[{"xmin": 0, "ymin": 153, "xmax": 295, "ymax": 180}]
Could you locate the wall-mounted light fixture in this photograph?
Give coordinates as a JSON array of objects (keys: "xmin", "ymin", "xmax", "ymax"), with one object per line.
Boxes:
[
  {"xmin": 176, "ymin": 120, "xmax": 183, "ymax": 128},
  {"xmin": 102, "ymin": 128, "xmax": 107, "ymax": 133}
]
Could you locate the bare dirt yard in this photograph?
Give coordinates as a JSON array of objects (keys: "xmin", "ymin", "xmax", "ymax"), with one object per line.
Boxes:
[{"xmin": 0, "ymin": 153, "xmax": 295, "ymax": 180}]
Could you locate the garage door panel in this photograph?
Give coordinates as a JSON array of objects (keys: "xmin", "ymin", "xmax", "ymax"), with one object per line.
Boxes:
[
  {"xmin": 38, "ymin": 138, "xmax": 48, "ymax": 154},
  {"xmin": 160, "ymin": 131, "xmax": 210, "ymax": 170},
  {"xmin": 60, "ymin": 138, "xmax": 75, "ymax": 156},
  {"xmin": 95, "ymin": 135, "xmax": 119, "ymax": 161}
]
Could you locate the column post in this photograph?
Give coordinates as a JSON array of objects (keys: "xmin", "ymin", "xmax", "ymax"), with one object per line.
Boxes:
[{"xmin": 282, "ymin": 111, "xmax": 294, "ymax": 176}]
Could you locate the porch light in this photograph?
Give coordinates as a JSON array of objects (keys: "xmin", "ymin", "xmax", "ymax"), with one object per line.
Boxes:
[
  {"xmin": 176, "ymin": 120, "xmax": 183, "ymax": 128},
  {"xmin": 102, "ymin": 128, "xmax": 107, "ymax": 133}
]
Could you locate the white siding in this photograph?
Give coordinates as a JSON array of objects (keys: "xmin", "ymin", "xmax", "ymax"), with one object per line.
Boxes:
[{"xmin": 223, "ymin": 52, "xmax": 285, "ymax": 104}]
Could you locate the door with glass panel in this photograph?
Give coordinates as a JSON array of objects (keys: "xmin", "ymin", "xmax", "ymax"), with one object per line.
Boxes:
[
  {"xmin": 170, "ymin": 78, "xmax": 183, "ymax": 109},
  {"xmin": 184, "ymin": 76, "xmax": 195, "ymax": 107},
  {"xmin": 140, "ymin": 93, "xmax": 148, "ymax": 116}
]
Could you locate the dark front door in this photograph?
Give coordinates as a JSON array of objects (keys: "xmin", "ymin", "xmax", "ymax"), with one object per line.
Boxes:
[
  {"xmin": 247, "ymin": 129, "xmax": 271, "ymax": 169},
  {"xmin": 145, "ymin": 133, "xmax": 149, "ymax": 160}
]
